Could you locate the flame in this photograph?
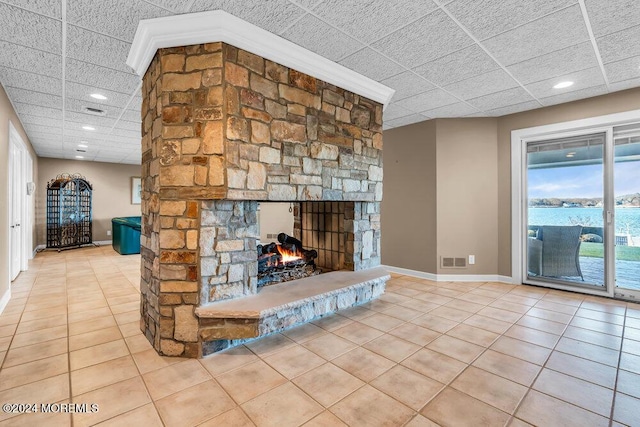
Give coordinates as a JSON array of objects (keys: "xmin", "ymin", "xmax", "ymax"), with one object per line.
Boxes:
[{"xmin": 277, "ymin": 246, "xmax": 302, "ymax": 263}]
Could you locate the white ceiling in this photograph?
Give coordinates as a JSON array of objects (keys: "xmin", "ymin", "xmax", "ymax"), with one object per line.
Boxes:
[{"xmin": 1, "ymin": 0, "xmax": 639, "ymax": 165}]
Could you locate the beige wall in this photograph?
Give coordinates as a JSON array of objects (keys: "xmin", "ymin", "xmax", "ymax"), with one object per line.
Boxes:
[
  {"xmin": 0, "ymin": 84, "xmax": 38, "ymax": 305},
  {"xmin": 383, "ymin": 87, "xmax": 640, "ymax": 279},
  {"xmin": 436, "ymin": 119, "xmax": 498, "ymax": 274},
  {"xmin": 382, "ymin": 119, "xmax": 438, "ymax": 272},
  {"xmin": 258, "ymin": 202, "xmax": 294, "ymax": 243},
  {"xmin": 497, "ymin": 87, "xmax": 640, "ymax": 276},
  {"xmin": 37, "ymin": 158, "xmax": 142, "ymax": 245}
]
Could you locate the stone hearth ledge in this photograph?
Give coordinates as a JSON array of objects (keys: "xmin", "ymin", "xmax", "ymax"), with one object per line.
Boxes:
[{"xmin": 196, "ymin": 267, "xmax": 388, "ymax": 319}]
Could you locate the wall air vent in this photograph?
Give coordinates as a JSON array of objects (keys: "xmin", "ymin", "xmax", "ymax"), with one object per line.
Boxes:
[
  {"xmin": 76, "ymin": 149, "xmax": 86, "ymax": 153},
  {"xmin": 441, "ymin": 257, "xmax": 467, "ymax": 268},
  {"xmin": 83, "ymin": 106, "xmax": 106, "ymax": 116}
]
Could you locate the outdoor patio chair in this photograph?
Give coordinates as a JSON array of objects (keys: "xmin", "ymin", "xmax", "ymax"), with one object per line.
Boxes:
[{"xmin": 528, "ymin": 225, "xmax": 584, "ymax": 280}]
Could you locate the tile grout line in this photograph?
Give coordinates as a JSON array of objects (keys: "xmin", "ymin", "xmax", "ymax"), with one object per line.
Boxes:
[{"xmin": 608, "ymin": 303, "xmax": 628, "ymax": 427}]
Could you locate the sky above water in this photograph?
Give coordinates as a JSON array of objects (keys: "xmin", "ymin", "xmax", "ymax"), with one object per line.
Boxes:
[{"xmin": 528, "ymin": 161, "xmax": 639, "ymax": 198}]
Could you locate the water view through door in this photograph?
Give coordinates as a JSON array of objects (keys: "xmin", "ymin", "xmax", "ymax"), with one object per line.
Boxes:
[
  {"xmin": 526, "ymin": 133, "xmax": 606, "ymax": 289},
  {"xmin": 525, "ymin": 126, "xmax": 640, "ymax": 298}
]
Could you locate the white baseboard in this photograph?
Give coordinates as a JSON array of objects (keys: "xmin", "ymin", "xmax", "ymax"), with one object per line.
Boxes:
[
  {"xmin": 94, "ymin": 240, "xmax": 113, "ymax": 246},
  {"xmin": 0, "ymin": 287, "xmax": 11, "ymax": 316},
  {"xmin": 382, "ymin": 265, "xmax": 513, "ymax": 284}
]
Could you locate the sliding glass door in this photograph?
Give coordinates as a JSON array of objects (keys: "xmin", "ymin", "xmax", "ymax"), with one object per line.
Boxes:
[
  {"xmin": 526, "ymin": 133, "xmax": 607, "ymax": 290},
  {"xmin": 613, "ymin": 124, "xmax": 640, "ymax": 300}
]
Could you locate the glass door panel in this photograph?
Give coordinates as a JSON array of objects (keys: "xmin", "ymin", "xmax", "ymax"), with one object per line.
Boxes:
[
  {"xmin": 613, "ymin": 124, "xmax": 640, "ymax": 298},
  {"xmin": 526, "ymin": 133, "xmax": 606, "ymax": 288}
]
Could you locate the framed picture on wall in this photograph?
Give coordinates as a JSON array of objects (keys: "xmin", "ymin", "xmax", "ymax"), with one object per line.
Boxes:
[{"xmin": 131, "ymin": 177, "xmax": 142, "ymax": 205}]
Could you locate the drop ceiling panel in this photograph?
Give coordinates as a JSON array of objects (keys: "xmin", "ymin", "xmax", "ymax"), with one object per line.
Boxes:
[
  {"xmin": 526, "ymin": 67, "xmax": 606, "ymax": 98},
  {"xmin": 596, "ymin": 24, "xmax": 640, "ymax": 64},
  {"xmin": 146, "ymin": 0, "xmax": 194, "ymax": 13},
  {"xmin": 380, "ymin": 71, "xmax": 434, "ymax": 100},
  {"xmin": 110, "ymin": 128, "xmax": 140, "ymax": 138},
  {"xmin": 383, "ymin": 103, "xmax": 414, "ymax": 121},
  {"xmin": 65, "ymin": 59, "xmax": 140, "ymax": 94},
  {"xmin": 0, "ymin": 40, "xmax": 62, "ymax": 77},
  {"xmin": 24, "ymin": 124, "xmax": 62, "ymax": 135},
  {"xmin": 0, "ymin": 66, "xmax": 61, "ymax": 95},
  {"xmin": 482, "ymin": 5, "xmax": 589, "ymax": 66},
  {"xmin": 339, "ymin": 48, "xmax": 405, "ymax": 81},
  {"xmin": 5, "ymin": 86, "xmax": 62, "ymax": 109},
  {"xmin": 191, "ymin": 0, "xmax": 303, "ymax": 36},
  {"xmin": 383, "ymin": 113, "xmax": 429, "ymax": 129},
  {"xmin": 540, "ymin": 84, "xmax": 608, "ymax": 106},
  {"xmin": 66, "ymin": 0, "xmax": 172, "ymax": 42},
  {"xmin": 485, "ymin": 100, "xmax": 543, "ymax": 117},
  {"xmin": 394, "ymin": 88, "xmax": 460, "ymax": 112},
  {"xmin": 372, "ymin": 9, "xmax": 473, "ymax": 67},
  {"xmin": 444, "ymin": 0, "xmax": 577, "ymax": 41},
  {"xmin": 604, "ymin": 56, "xmax": 640, "ymax": 83},
  {"xmin": 312, "ymin": 0, "xmax": 438, "ymax": 42},
  {"xmin": 19, "ymin": 114, "xmax": 63, "ymax": 128},
  {"xmin": 0, "ymin": 2, "xmax": 62, "ymax": 53},
  {"xmin": 0, "ymin": 0, "xmax": 62, "ymax": 19},
  {"xmin": 119, "ymin": 109, "xmax": 142, "ymax": 123},
  {"xmin": 113, "ymin": 120, "xmax": 140, "ymax": 132},
  {"xmin": 412, "ymin": 44, "xmax": 501, "ymax": 87},
  {"xmin": 444, "ymin": 69, "xmax": 520, "ymax": 100},
  {"xmin": 65, "ymin": 113, "xmax": 117, "ymax": 129},
  {"xmin": 609, "ymin": 77, "xmax": 640, "ymax": 92},
  {"xmin": 66, "ymin": 25, "xmax": 133, "ymax": 74},
  {"xmin": 65, "ymin": 97, "xmax": 124, "ymax": 120},
  {"xmin": 66, "ymin": 81, "xmax": 135, "ymax": 108},
  {"xmin": 420, "ymin": 102, "xmax": 480, "ymax": 118},
  {"xmin": 584, "ymin": 0, "xmax": 640, "ymax": 37},
  {"xmin": 14, "ymin": 103, "xmax": 62, "ymax": 120},
  {"xmin": 507, "ymin": 42, "xmax": 599, "ymax": 85},
  {"xmin": 281, "ymin": 14, "xmax": 364, "ymax": 61},
  {"xmin": 467, "ymin": 86, "xmax": 536, "ymax": 111}
]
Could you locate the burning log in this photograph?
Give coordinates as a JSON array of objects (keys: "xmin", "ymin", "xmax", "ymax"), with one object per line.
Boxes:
[{"xmin": 257, "ymin": 232, "xmax": 320, "ymax": 287}]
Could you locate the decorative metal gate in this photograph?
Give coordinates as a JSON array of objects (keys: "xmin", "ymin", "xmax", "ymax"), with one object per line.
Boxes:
[{"xmin": 46, "ymin": 173, "xmax": 93, "ymax": 249}]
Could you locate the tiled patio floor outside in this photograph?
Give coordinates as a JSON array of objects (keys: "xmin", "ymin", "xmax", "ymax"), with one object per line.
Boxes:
[{"xmin": 1, "ymin": 246, "xmax": 640, "ymax": 426}]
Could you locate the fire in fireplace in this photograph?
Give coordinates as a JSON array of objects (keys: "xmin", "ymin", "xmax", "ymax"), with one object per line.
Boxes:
[{"xmin": 257, "ymin": 233, "xmax": 320, "ymax": 287}]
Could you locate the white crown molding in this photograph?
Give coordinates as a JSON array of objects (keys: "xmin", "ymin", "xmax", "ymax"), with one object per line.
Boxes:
[{"xmin": 127, "ymin": 10, "xmax": 395, "ymax": 108}]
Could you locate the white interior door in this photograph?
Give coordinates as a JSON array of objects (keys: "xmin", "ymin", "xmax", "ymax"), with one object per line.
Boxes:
[{"xmin": 9, "ymin": 141, "xmax": 22, "ymax": 281}]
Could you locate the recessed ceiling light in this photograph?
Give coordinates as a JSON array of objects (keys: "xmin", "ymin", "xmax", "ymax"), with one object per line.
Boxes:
[
  {"xmin": 75, "ymin": 155, "xmax": 84, "ymax": 159},
  {"xmin": 82, "ymin": 125, "xmax": 95, "ymax": 131},
  {"xmin": 90, "ymin": 93, "xmax": 107, "ymax": 100},
  {"xmin": 553, "ymin": 81, "xmax": 574, "ymax": 89},
  {"xmin": 566, "ymin": 153, "xmax": 575, "ymax": 158},
  {"xmin": 78, "ymin": 144, "xmax": 88, "ymax": 148}
]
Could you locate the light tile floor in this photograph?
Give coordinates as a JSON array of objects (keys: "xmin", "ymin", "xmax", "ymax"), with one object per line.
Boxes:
[{"xmin": 1, "ymin": 246, "xmax": 639, "ymax": 426}]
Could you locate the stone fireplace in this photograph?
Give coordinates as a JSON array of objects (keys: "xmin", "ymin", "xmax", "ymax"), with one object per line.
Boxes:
[{"xmin": 129, "ymin": 11, "xmax": 393, "ymax": 357}]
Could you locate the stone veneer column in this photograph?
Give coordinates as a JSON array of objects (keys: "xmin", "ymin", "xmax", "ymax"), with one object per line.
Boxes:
[{"xmin": 140, "ymin": 41, "xmax": 384, "ymax": 357}]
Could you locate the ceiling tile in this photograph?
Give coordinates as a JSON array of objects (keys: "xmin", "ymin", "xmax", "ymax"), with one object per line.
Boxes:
[
  {"xmin": 372, "ymin": 9, "xmax": 473, "ymax": 67},
  {"xmin": 584, "ymin": 0, "xmax": 640, "ymax": 37},
  {"xmin": 0, "ymin": 41, "xmax": 62, "ymax": 77},
  {"xmin": 65, "ymin": 58, "xmax": 140, "ymax": 94},
  {"xmin": 603, "ymin": 55, "xmax": 640, "ymax": 83},
  {"xmin": 609, "ymin": 77, "xmax": 640, "ymax": 92},
  {"xmin": 507, "ymin": 42, "xmax": 599, "ymax": 85},
  {"xmin": 191, "ymin": 0, "xmax": 304, "ymax": 36},
  {"xmin": 383, "ymin": 103, "xmax": 414, "ymax": 121},
  {"xmin": 467, "ymin": 86, "xmax": 536, "ymax": 111},
  {"xmin": 312, "ymin": 0, "xmax": 437, "ymax": 42},
  {"xmin": 412, "ymin": 44, "xmax": 500, "ymax": 87},
  {"xmin": 119, "ymin": 109, "xmax": 142, "ymax": 123},
  {"xmin": 380, "ymin": 71, "xmax": 434, "ymax": 100},
  {"xmin": 111, "ymin": 127, "xmax": 140, "ymax": 138},
  {"xmin": 66, "ymin": 81, "xmax": 136, "ymax": 108},
  {"xmin": 24, "ymin": 123, "xmax": 62, "ymax": 135},
  {"xmin": 0, "ymin": 0, "xmax": 62, "ymax": 18},
  {"xmin": 66, "ymin": 25, "xmax": 133, "ymax": 74},
  {"xmin": 339, "ymin": 48, "xmax": 405, "ymax": 81},
  {"xmin": 113, "ymin": 120, "xmax": 140, "ymax": 132},
  {"xmin": 65, "ymin": 97, "xmax": 124, "ymax": 121},
  {"xmin": 5, "ymin": 86, "xmax": 61, "ymax": 108},
  {"xmin": 597, "ymin": 24, "xmax": 640, "ymax": 64},
  {"xmin": 540, "ymin": 84, "xmax": 608, "ymax": 106},
  {"xmin": 281, "ymin": 14, "xmax": 363, "ymax": 61},
  {"xmin": 443, "ymin": 69, "xmax": 520, "ymax": 100},
  {"xmin": 67, "ymin": 0, "xmax": 172, "ymax": 42},
  {"xmin": 147, "ymin": 0, "xmax": 194, "ymax": 12},
  {"xmin": 485, "ymin": 100, "xmax": 543, "ymax": 117},
  {"xmin": 0, "ymin": 66, "xmax": 61, "ymax": 95},
  {"xmin": 19, "ymin": 114, "xmax": 63, "ymax": 128},
  {"xmin": 394, "ymin": 88, "xmax": 460, "ymax": 112},
  {"xmin": 526, "ymin": 66, "xmax": 606, "ymax": 98},
  {"xmin": 420, "ymin": 102, "xmax": 480, "ymax": 118},
  {"xmin": 482, "ymin": 5, "xmax": 589, "ymax": 66},
  {"xmin": 445, "ymin": 0, "xmax": 576, "ymax": 41},
  {"xmin": 65, "ymin": 113, "xmax": 116, "ymax": 129},
  {"xmin": 14, "ymin": 102, "xmax": 62, "ymax": 120},
  {"xmin": 384, "ymin": 113, "xmax": 429, "ymax": 129},
  {"xmin": 0, "ymin": 2, "xmax": 61, "ymax": 53}
]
